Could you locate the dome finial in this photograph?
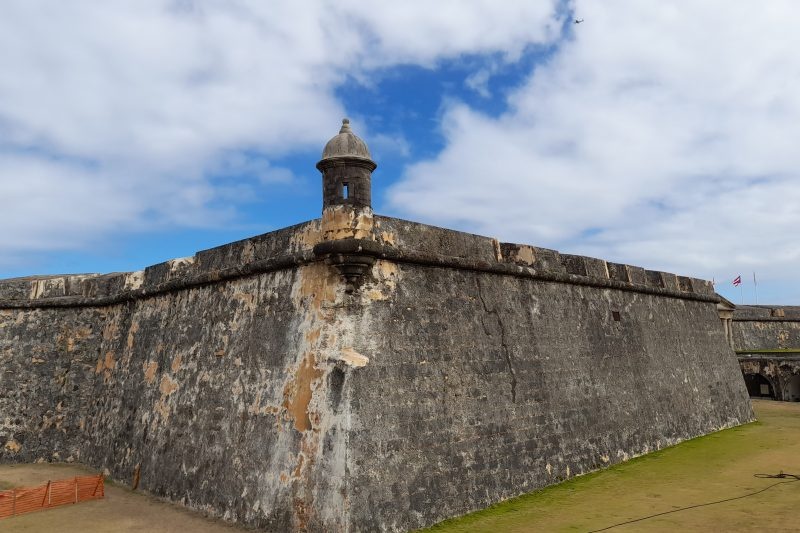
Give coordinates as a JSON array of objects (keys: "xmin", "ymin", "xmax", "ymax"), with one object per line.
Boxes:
[{"xmin": 319, "ymin": 118, "xmax": 374, "ymax": 162}]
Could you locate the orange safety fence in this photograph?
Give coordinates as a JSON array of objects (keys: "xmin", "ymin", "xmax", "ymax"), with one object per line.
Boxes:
[{"xmin": 0, "ymin": 474, "xmax": 104, "ymax": 519}]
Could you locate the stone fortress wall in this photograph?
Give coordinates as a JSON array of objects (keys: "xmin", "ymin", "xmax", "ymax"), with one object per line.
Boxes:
[
  {"xmin": 731, "ymin": 305, "xmax": 800, "ymax": 402},
  {"xmin": 732, "ymin": 305, "xmax": 800, "ymax": 351},
  {"xmin": 0, "ymin": 211, "xmax": 754, "ymax": 531},
  {"xmin": 0, "ymin": 120, "xmax": 754, "ymax": 531}
]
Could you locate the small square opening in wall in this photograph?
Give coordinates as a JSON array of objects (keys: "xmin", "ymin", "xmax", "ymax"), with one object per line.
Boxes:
[
  {"xmin": 342, "ymin": 183, "xmax": 349, "ymax": 199},
  {"xmin": 611, "ymin": 311, "xmax": 621, "ymax": 322}
]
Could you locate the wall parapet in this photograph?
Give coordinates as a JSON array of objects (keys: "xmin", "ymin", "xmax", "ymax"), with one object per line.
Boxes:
[
  {"xmin": 373, "ymin": 215, "xmax": 716, "ymax": 302},
  {"xmin": 733, "ymin": 305, "xmax": 800, "ymax": 322},
  {"xmin": 0, "ymin": 215, "xmax": 719, "ymax": 308}
]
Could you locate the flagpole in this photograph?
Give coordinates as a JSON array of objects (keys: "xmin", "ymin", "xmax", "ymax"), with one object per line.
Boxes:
[{"xmin": 753, "ymin": 272, "xmax": 758, "ymax": 305}]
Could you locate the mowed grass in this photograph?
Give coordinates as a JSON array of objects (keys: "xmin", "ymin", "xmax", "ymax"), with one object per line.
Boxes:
[{"xmin": 423, "ymin": 400, "xmax": 800, "ymax": 532}]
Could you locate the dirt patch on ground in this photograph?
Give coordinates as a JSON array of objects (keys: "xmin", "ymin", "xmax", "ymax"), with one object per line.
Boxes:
[
  {"xmin": 0, "ymin": 463, "xmax": 245, "ymax": 532},
  {"xmin": 424, "ymin": 400, "xmax": 800, "ymax": 532}
]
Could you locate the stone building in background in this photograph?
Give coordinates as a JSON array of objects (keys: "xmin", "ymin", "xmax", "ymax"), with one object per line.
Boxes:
[
  {"xmin": 0, "ymin": 120, "xmax": 754, "ymax": 532},
  {"xmin": 729, "ymin": 305, "xmax": 800, "ymax": 401}
]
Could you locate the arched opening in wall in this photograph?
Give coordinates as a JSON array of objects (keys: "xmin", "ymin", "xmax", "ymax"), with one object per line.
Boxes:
[
  {"xmin": 743, "ymin": 373, "xmax": 775, "ymax": 399},
  {"xmin": 785, "ymin": 374, "xmax": 800, "ymax": 402}
]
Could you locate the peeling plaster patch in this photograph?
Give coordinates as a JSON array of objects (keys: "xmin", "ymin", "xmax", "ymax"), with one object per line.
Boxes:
[
  {"xmin": 143, "ymin": 361, "xmax": 159, "ymax": 384},
  {"xmin": 366, "ymin": 289, "xmax": 387, "ymax": 301},
  {"xmin": 305, "ymin": 328, "xmax": 321, "ymax": 344},
  {"xmin": 29, "ymin": 277, "xmax": 66, "ymax": 299},
  {"xmin": 380, "ymin": 231, "xmax": 396, "ymax": 246},
  {"xmin": 283, "ymin": 352, "xmax": 324, "ymax": 432},
  {"xmin": 171, "ymin": 354, "xmax": 182, "ymax": 373},
  {"xmin": 126, "ymin": 321, "xmax": 140, "ymax": 350},
  {"xmin": 515, "ymin": 245, "xmax": 536, "ymax": 266},
  {"xmin": 291, "ymin": 219, "xmax": 323, "ymax": 251},
  {"xmin": 364, "ymin": 260, "xmax": 400, "ymax": 301},
  {"xmin": 104, "ymin": 351, "xmax": 116, "ymax": 371},
  {"xmin": 96, "ymin": 351, "xmax": 116, "ymax": 376},
  {"xmin": 124, "ymin": 270, "xmax": 144, "ymax": 291},
  {"xmin": 320, "ymin": 205, "xmax": 374, "ymax": 242},
  {"xmin": 292, "ymin": 263, "xmax": 339, "ymax": 311},
  {"xmin": 333, "ymin": 347, "xmax": 369, "ymax": 368},
  {"xmin": 491, "ymin": 239, "xmax": 502, "ymax": 262},
  {"xmin": 378, "ymin": 261, "xmax": 399, "ymax": 281},
  {"xmin": 159, "ymin": 374, "xmax": 178, "ymax": 396},
  {"xmin": 4, "ymin": 439, "xmax": 22, "ymax": 453},
  {"xmin": 168, "ymin": 256, "xmax": 195, "ymax": 271},
  {"xmin": 99, "ymin": 351, "xmax": 117, "ymax": 381},
  {"xmin": 29, "ymin": 280, "xmax": 45, "ymax": 299}
]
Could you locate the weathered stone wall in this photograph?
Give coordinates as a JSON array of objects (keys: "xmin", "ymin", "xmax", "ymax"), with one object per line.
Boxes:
[
  {"xmin": 0, "ymin": 218, "xmax": 374, "ymax": 531},
  {"xmin": 731, "ymin": 306, "xmax": 800, "ymax": 351},
  {"xmin": 0, "ymin": 212, "xmax": 754, "ymax": 532},
  {"xmin": 344, "ymin": 261, "xmax": 753, "ymax": 531},
  {"xmin": 0, "ymin": 306, "xmax": 105, "ymax": 462}
]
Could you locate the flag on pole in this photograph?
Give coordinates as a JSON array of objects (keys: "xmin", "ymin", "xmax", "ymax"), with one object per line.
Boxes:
[{"xmin": 733, "ymin": 275, "xmax": 742, "ymax": 287}]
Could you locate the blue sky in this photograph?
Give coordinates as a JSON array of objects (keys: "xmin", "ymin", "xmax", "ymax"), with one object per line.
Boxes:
[{"xmin": 1, "ymin": 1, "xmax": 798, "ymax": 304}]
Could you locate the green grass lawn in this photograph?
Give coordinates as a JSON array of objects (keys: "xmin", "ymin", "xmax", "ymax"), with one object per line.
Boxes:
[{"xmin": 422, "ymin": 400, "xmax": 800, "ymax": 532}]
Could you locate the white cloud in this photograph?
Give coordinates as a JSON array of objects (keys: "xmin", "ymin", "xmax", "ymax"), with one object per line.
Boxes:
[
  {"xmin": 465, "ymin": 67, "xmax": 494, "ymax": 98},
  {"xmin": 389, "ymin": 0, "xmax": 800, "ymax": 302},
  {"xmin": 0, "ymin": 0, "xmax": 562, "ymax": 264}
]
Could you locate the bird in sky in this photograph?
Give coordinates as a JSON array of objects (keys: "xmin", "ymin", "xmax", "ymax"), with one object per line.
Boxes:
[{"xmin": 575, "ymin": 18, "xmax": 584, "ymax": 24}]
